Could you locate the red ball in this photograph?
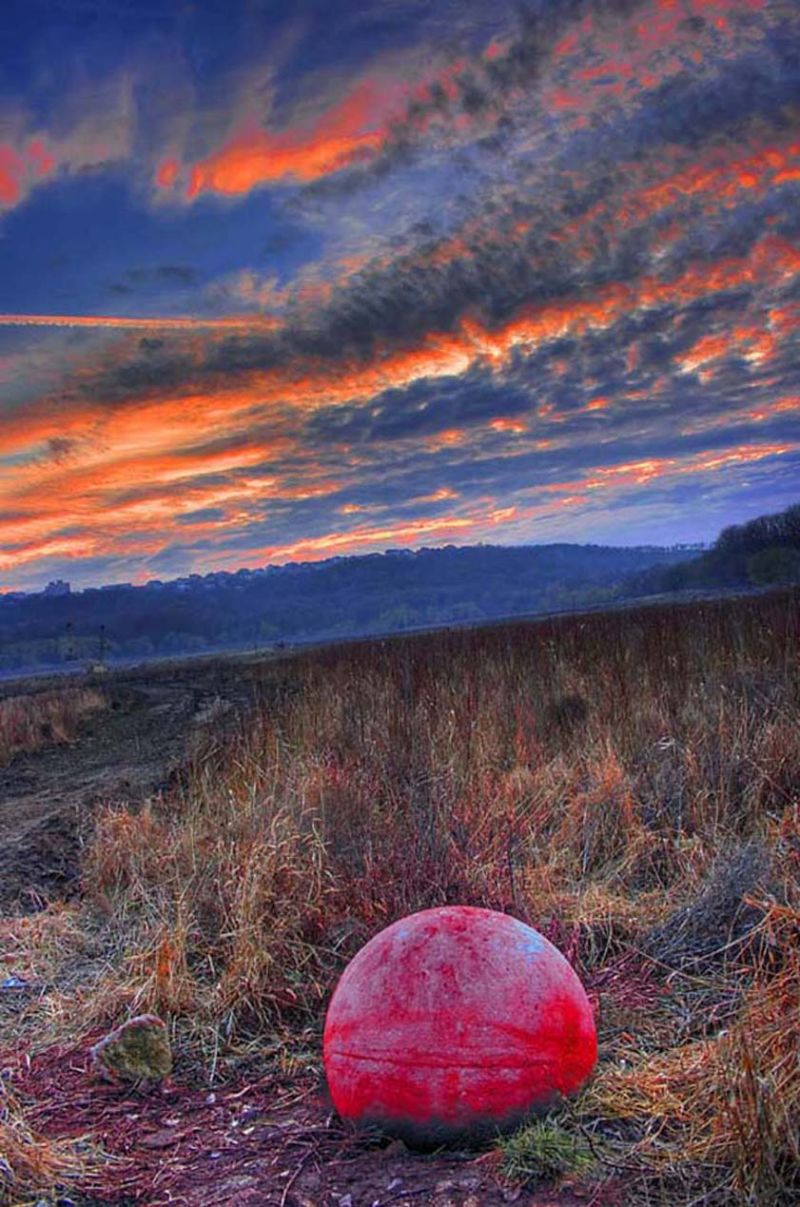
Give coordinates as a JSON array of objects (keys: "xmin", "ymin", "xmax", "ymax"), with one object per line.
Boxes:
[{"xmin": 323, "ymin": 905, "xmax": 597, "ymax": 1144}]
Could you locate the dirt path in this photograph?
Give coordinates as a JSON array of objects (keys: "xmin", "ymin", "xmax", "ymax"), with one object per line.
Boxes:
[
  {"xmin": 0, "ymin": 659, "xmax": 260, "ymax": 909},
  {"xmin": 5, "ymin": 1034, "xmax": 607, "ymax": 1207}
]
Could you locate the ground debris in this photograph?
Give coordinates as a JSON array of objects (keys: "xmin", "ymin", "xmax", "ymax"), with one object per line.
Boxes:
[{"xmin": 0, "ymin": 1035, "xmax": 602, "ymax": 1206}]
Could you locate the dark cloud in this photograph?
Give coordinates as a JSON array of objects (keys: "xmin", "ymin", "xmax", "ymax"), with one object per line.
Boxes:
[
  {"xmin": 307, "ymin": 371, "xmax": 534, "ymax": 445},
  {"xmin": 303, "ymin": 0, "xmax": 650, "ymax": 200},
  {"xmin": 43, "ymin": 435, "xmax": 79, "ymax": 461},
  {"xmin": 174, "ymin": 507, "xmax": 226, "ymax": 525},
  {"xmin": 109, "ymin": 264, "xmax": 199, "ymax": 294}
]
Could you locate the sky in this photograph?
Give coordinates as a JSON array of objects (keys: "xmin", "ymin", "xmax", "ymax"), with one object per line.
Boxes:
[{"xmin": 0, "ymin": 0, "xmax": 798, "ymax": 592}]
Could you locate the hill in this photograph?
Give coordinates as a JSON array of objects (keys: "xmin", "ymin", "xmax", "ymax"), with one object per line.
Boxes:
[
  {"xmin": 628, "ymin": 502, "xmax": 800, "ymax": 596},
  {"xmin": 0, "ymin": 542, "xmax": 690, "ymax": 673}
]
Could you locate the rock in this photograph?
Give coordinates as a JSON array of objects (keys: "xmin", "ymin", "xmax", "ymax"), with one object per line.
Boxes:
[{"xmin": 90, "ymin": 1013, "xmax": 172, "ymax": 1086}]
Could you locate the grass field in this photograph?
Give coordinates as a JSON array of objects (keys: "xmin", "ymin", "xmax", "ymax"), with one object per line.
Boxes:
[
  {"xmin": 0, "ymin": 687, "xmax": 106, "ymax": 768},
  {"xmin": 2, "ymin": 589, "xmax": 798, "ymax": 1204}
]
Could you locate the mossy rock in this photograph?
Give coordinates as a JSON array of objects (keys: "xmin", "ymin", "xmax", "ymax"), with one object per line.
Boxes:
[{"xmin": 90, "ymin": 1014, "xmax": 172, "ymax": 1084}]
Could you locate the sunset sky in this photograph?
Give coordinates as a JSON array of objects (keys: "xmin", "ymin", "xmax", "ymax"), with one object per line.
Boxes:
[{"xmin": 1, "ymin": 0, "xmax": 799, "ymax": 592}]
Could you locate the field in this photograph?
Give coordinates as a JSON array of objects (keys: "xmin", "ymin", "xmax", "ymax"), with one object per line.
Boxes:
[
  {"xmin": 1, "ymin": 590, "xmax": 798, "ymax": 1206},
  {"xmin": 0, "ymin": 688, "xmax": 108, "ymax": 770}
]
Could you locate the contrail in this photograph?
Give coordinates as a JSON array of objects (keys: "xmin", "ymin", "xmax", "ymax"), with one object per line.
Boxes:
[{"xmin": 0, "ymin": 313, "xmax": 277, "ymax": 331}]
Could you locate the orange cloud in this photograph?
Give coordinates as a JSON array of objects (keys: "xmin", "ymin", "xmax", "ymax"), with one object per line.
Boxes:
[
  {"xmin": 6, "ymin": 229, "xmax": 795, "ymax": 476},
  {"xmin": 0, "ymin": 145, "xmax": 24, "ymax": 205},
  {"xmin": 162, "ymin": 77, "xmax": 401, "ymax": 199},
  {"xmin": 548, "ymin": 130, "xmax": 800, "ymax": 281},
  {"xmin": 683, "ymin": 442, "xmax": 791, "ymax": 474},
  {"xmin": 2, "ymin": 219, "xmax": 797, "ymax": 584},
  {"xmin": 746, "ymin": 396, "xmax": 799, "ymax": 423},
  {"xmin": 680, "ymin": 395, "xmax": 799, "ymax": 434},
  {"xmin": 165, "ymin": 39, "xmax": 500, "ymax": 203},
  {"xmin": 0, "ymin": 425, "xmax": 347, "ymax": 575},
  {"xmin": 0, "ymin": 139, "xmax": 60, "ymax": 206},
  {"xmin": 411, "ymin": 487, "xmax": 460, "ymax": 504},
  {"xmin": 0, "ymin": 534, "xmax": 99, "ymax": 572},
  {"xmin": 514, "ymin": 441, "xmax": 796, "ymax": 510},
  {"xmin": 425, "ymin": 428, "xmax": 471, "ymax": 451},
  {"xmin": 250, "ymin": 511, "xmax": 495, "ymax": 565},
  {"xmin": 0, "ymin": 74, "xmax": 133, "ymax": 212},
  {"xmin": 625, "ymin": 139, "xmax": 800, "ymax": 224},
  {"xmin": 0, "ymin": 313, "xmax": 277, "ymax": 331},
  {"xmin": 155, "ymin": 157, "xmax": 179, "ymax": 189},
  {"xmin": 238, "ymin": 440, "xmax": 797, "ymax": 571},
  {"xmin": 680, "ymin": 314, "xmax": 786, "ymax": 377},
  {"xmin": 97, "ymin": 233, "xmax": 800, "ymax": 433},
  {"xmin": 489, "ymin": 417, "xmax": 528, "ymax": 433},
  {"xmin": 680, "ymin": 332, "xmax": 730, "ymax": 373},
  {"xmin": 768, "ymin": 303, "xmax": 800, "ymax": 336}
]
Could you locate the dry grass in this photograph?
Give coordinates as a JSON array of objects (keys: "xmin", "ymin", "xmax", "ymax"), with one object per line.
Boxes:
[
  {"xmin": 584, "ymin": 900, "xmax": 800, "ymax": 1202},
  {"xmin": 6, "ymin": 589, "xmax": 800, "ymax": 1202},
  {"xmin": 0, "ymin": 904, "xmax": 90, "ymax": 986},
  {"xmin": 0, "ymin": 1081, "xmax": 94, "ymax": 1206},
  {"xmin": 0, "ymin": 686, "xmax": 106, "ymax": 767}
]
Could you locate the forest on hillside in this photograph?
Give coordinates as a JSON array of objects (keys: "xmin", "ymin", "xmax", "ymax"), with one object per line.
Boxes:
[
  {"xmin": 630, "ymin": 502, "xmax": 800, "ymax": 596},
  {"xmin": 0, "ymin": 542, "xmax": 687, "ymax": 672}
]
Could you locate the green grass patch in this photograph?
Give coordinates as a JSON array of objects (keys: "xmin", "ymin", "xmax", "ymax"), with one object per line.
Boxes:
[{"xmin": 498, "ymin": 1116, "xmax": 594, "ymax": 1184}]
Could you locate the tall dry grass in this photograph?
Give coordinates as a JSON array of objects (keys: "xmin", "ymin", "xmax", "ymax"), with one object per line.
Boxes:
[
  {"xmin": 0, "ymin": 1081, "xmax": 93, "ymax": 1206},
  {"xmin": 0, "ymin": 686, "xmax": 106, "ymax": 767},
  {"xmin": 55, "ymin": 589, "xmax": 800, "ymax": 1199}
]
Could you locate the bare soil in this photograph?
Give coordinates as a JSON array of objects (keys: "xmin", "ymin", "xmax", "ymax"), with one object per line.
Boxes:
[
  {"xmin": 5, "ymin": 1033, "xmax": 609, "ymax": 1207},
  {"xmin": 0, "ymin": 658, "xmax": 262, "ymax": 910}
]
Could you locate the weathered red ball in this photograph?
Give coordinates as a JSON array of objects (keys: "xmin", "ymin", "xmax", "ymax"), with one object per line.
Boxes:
[{"xmin": 323, "ymin": 905, "xmax": 597, "ymax": 1143}]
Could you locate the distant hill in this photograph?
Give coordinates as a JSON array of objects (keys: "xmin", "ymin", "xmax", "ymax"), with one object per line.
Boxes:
[
  {"xmin": 628, "ymin": 502, "xmax": 800, "ymax": 596},
  {"xmin": 0, "ymin": 542, "xmax": 690, "ymax": 673}
]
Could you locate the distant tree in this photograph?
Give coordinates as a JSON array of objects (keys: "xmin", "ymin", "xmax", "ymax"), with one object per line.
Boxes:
[
  {"xmin": 747, "ymin": 546, "xmax": 800, "ymax": 586},
  {"xmin": 0, "ymin": 541, "xmax": 722, "ymax": 672}
]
